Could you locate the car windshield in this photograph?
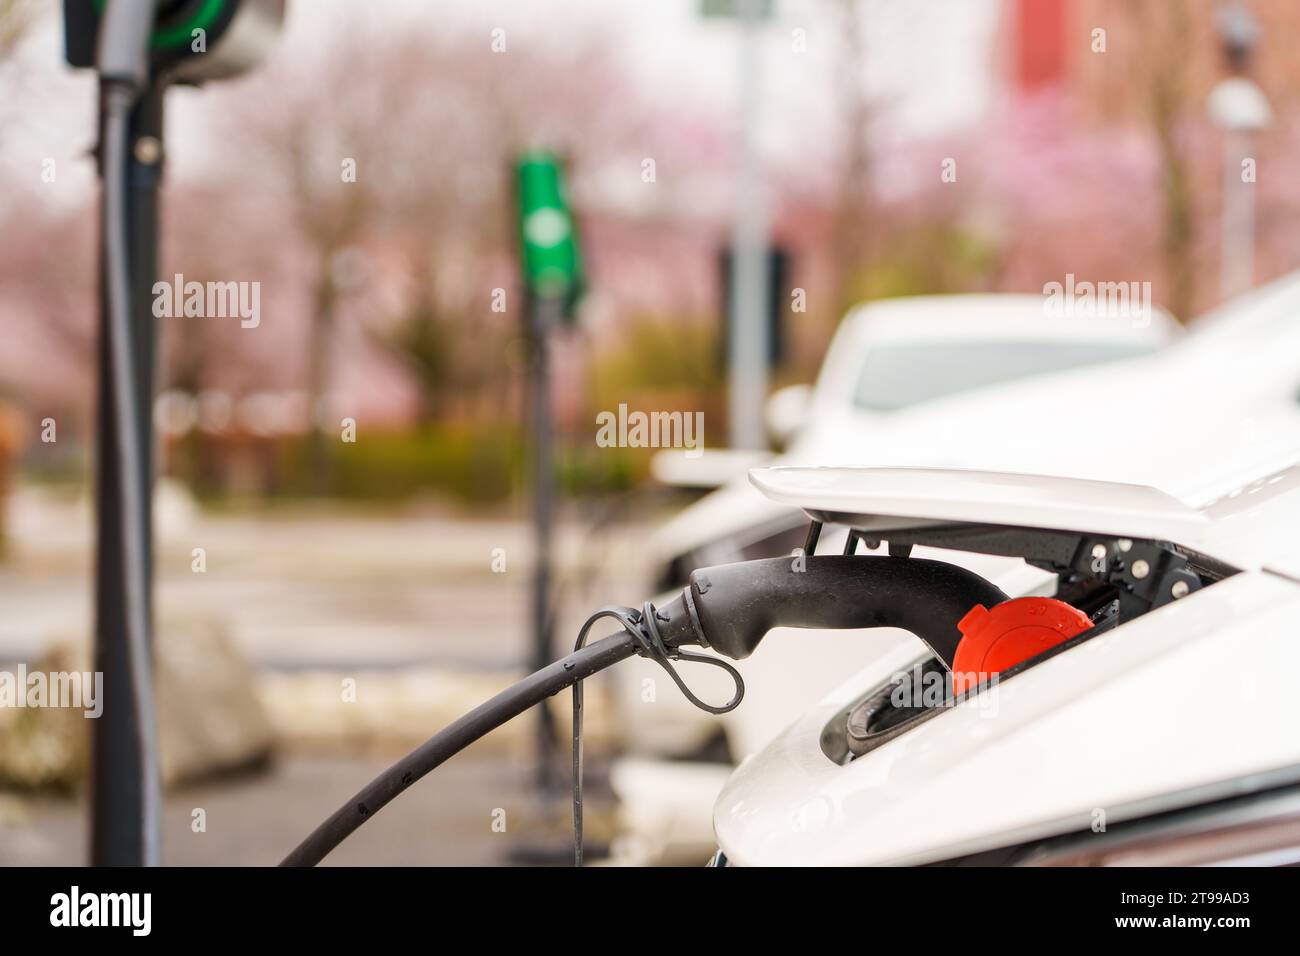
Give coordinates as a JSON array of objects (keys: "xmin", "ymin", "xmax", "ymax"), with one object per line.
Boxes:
[{"xmin": 853, "ymin": 340, "xmax": 1153, "ymax": 412}]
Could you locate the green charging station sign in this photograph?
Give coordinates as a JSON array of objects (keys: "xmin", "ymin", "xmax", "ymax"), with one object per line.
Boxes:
[{"xmin": 515, "ymin": 151, "xmax": 583, "ymax": 315}]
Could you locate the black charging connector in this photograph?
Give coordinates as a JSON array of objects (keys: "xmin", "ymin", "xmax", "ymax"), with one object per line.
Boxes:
[{"xmin": 654, "ymin": 555, "xmax": 1010, "ymax": 668}]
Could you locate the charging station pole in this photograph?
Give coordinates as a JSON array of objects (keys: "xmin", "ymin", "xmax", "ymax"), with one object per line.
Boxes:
[
  {"xmin": 66, "ymin": 0, "xmax": 288, "ymax": 866},
  {"xmin": 525, "ymin": 291, "xmax": 560, "ymax": 789},
  {"xmin": 514, "ymin": 152, "xmax": 583, "ymax": 791},
  {"xmin": 90, "ymin": 81, "xmax": 164, "ymax": 867}
]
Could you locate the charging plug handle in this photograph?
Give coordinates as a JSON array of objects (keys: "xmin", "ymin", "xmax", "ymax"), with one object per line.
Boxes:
[{"xmin": 655, "ymin": 555, "xmax": 1010, "ymax": 669}]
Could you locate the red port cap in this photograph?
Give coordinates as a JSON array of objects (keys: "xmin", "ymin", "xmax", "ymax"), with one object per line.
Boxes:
[{"xmin": 951, "ymin": 597, "xmax": 1093, "ymax": 695}]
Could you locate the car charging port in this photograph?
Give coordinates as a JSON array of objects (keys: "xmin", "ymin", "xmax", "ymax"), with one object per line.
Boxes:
[
  {"xmin": 951, "ymin": 597, "xmax": 1094, "ymax": 694},
  {"xmin": 837, "ymin": 595, "xmax": 1121, "ymax": 761}
]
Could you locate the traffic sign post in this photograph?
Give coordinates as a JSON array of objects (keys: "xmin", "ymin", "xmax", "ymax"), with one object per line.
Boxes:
[{"xmin": 514, "ymin": 152, "xmax": 583, "ymax": 791}]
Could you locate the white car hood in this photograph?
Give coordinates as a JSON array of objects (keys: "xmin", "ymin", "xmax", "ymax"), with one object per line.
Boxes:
[{"xmin": 749, "ymin": 463, "xmax": 1300, "ymax": 574}]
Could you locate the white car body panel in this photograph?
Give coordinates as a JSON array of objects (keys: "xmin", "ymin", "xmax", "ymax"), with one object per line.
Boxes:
[
  {"xmin": 751, "ymin": 466, "xmax": 1209, "ymax": 541},
  {"xmin": 712, "ymin": 464, "xmax": 1300, "ymax": 865}
]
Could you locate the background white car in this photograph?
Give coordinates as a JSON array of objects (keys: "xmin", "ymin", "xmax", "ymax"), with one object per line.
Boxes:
[{"xmin": 649, "ymin": 293, "xmax": 1178, "ymax": 591}]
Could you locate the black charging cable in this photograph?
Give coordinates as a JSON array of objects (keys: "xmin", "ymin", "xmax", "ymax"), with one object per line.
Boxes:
[
  {"xmin": 280, "ymin": 612, "xmax": 742, "ymax": 867},
  {"xmin": 282, "ymin": 551, "xmax": 1000, "ymax": 866},
  {"xmin": 95, "ymin": 0, "xmax": 164, "ymax": 868},
  {"xmin": 280, "ymin": 633, "xmax": 638, "ymax": 866},
  {"xmin": 570, "ymin": 604, "xmax": 743, "ymax": 866}
]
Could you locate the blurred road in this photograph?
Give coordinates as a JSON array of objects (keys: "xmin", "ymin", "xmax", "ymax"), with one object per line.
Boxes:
[
  {"xmin": 0, "ymin": 754, "xmax": 619, "ymax": 866},
  {"xmin": 0, "ymin": 482, "xmax": 656, "ymax": 671},
  {"xmin": 0, "ymin": 482, "xmax": 654, "ymax": 865}
]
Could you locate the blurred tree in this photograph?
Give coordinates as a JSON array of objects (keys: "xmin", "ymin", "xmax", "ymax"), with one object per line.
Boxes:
[
  {"xmin": 587, "ymin": 314, "xmax": 723, "ymax": 420},
  {"xmin": 0, "ymin": 0, "xmax": 36, "ymax": 59},
  {"xmin": 0, "ymin": 0, "xmax": 49, "ymax": 199},
  {"xmin": 1135, "ymin": 0, "xmax": 1200, "ymax": 322},
  {"xmin": 850, "ymin": 223, "xmax": 1000, "ymax": 301},
  {"xmin": 380, "ymin": 292, "xmax": 454, "ymax": 426},
  {"xmin": 1076, "ymin": 0, "xmax": 1300, "ymax": 316},
  {"xmin": 226, "ymin": 36, "xmax": 377, "ymax": 491},
  {"xmin": 215, "ymin": 17, "xmax": 662, "ymax": 474}
]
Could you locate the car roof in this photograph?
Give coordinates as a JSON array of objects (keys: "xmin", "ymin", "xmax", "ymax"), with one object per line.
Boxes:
[
  {"xmin": 1183, "ymin": 267, "xmax": 1300, "ymax": 344},
  {"xmin": 749, "ymin": 463, "xmax": 1300, "ymax": 573},
  {"xmin": 838, "ymin": 294, "xmax": 1179, "ymax": 346}
]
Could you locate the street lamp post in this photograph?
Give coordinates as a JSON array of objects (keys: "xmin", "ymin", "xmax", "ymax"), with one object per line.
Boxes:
[
  {"xmin": 1209, "ymin": 4, "xmax": 1272, "ymax": 301},
  {"xmin": 729, "ymin": 0, "xmax": 771, "ymax": 451},
  {"xmin": 703, "ymin": 0, "xmax": 775, "ymax": 451}
]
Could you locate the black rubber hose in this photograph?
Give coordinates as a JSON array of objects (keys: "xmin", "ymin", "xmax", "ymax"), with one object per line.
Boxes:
[
  {"xmin": 652, "ymin": 555, "xmax": 1010, "ymax": 668},
  {"xmin": 280, "ymin": 632, "xmax": 637, "ymax": 867}
]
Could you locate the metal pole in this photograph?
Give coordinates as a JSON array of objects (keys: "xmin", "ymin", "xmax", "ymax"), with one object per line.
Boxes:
[
  {"xmin": 727, "ymin": 0, "xmax": 770, "ymax": 450},
  {"xmin": 1219, "ymin": 129, "xmax": 1255, "ymax": 300},
  {"xmin": 91, "ymin": 83, "xmax": 163, "ymax": 865},
  {"xmin": 528, "ymin": 293, "xmax": 562, "ymax": 790}
]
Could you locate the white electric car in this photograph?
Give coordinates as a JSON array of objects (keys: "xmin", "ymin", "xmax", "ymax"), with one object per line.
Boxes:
[
  {"xmin": 709, "ymin": 462, "xmax": 1300, "ymax": 866},
  {"xmin": 608, "ymin": 276, "xmax": 1300, "ymax": 862}
]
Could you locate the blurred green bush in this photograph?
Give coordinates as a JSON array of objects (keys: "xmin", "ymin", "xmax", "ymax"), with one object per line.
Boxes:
[
  {"xmin": 324, "ymin": 426, "xmax": 521, "ymax": 504},
  {"xmin": 165, "ymin": 425, "xmax": 642, "ymax": 506},
  {"xmin": 846, "ymin": 225, "xmax": 1001, "ymax": 305}
]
